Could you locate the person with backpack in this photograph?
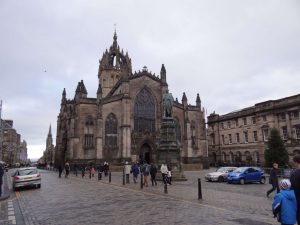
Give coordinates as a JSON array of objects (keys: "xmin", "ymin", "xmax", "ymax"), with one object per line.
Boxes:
[
  {"xmin": 160, "ymin": 163, "xmax": 169, "ymax": 185},
  {"xmin": 272, "ymin": 179, "xmax": 297, "ymax": 225},
  {"xmin": 142, "ymin": 163, "xmax": 150, "ymax": 187},
  {"xmin": 131, "ymin": 162, "xmax": 140, "ymax": 184}
]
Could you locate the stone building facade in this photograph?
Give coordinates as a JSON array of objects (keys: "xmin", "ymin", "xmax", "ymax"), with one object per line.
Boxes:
[
  {"xmin": 207, "ymin": 94, "xmax": 300, "ymax": 166},
  {"xmin": 55, "ymin": 32, "xmax": 207, "ymax": 167},
  {"xmin": 0, "ymin": 119, "xmax": 28, "ymax": 165}
]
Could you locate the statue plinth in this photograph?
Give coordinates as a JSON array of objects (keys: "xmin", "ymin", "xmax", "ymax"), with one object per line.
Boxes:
[{"xmin": 157, "ymin": 117, "xmax": 187, "ymax": 181}]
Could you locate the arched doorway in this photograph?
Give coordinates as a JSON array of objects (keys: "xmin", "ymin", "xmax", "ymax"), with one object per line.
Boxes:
[{"xmin": 139, "ymin": 143, "xmax": 152, "ymax": 164}]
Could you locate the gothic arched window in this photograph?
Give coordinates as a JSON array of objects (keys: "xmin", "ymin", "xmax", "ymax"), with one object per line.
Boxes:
[
  {"xmin": 174, "ymin": 118, "xmax": 182, "ymax": 144},
  {"xmin": 83, "ymin": 115, "xmax": 94, "ymax": 149},
  {"xmin": 134, "ymin": 88, "xmax": 155, "ymax": 132},
  {"xmin": 191, "ymin": 120, "xmax": 196, "ymax": 146},
  {"xmin": 105, "ymin": 113, "xmax": 118, "ymax": 148}
]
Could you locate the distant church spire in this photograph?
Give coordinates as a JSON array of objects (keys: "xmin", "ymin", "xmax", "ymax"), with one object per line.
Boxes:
[
  {"xmin": 48, "ymin": 124, "xmax": 52, "ymax": 136},
  {"xmin": 46, "ymin": 124, "xmax": 53, "ymax": 148}
]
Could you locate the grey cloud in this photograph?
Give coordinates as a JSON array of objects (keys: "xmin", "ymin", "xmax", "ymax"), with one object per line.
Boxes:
[{"xmin": 0, "ymin": 0, "xmax": 299, "ymax": 158}]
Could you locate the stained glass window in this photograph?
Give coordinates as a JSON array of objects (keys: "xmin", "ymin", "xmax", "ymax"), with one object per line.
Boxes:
[
  {"xmin": 105, "ymin": 113, "xmax": 118, "ymax": 147},
  {"xmin": 134, "ymin": 88, "xmax": 155, "ymax": 132}
]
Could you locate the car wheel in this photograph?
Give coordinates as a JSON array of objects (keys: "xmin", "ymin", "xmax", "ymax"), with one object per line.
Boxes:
[
  {"xmin": 239, "ymin": 178, "xmax": 245, "ymax": 185},
  {"xmin": 260, "ymin": 177, "xmax": 266, "ymax": 184},
  {"xmin": 218, "ymin": 176, "xmax": 224, "ymax": 182},
  {"xmin": 13, "ymin": 186, "xmax": 17, "ymax": 191},
  {"xmin": 38, "ymin": 184, "xmax": 41, "ymax": 188}
]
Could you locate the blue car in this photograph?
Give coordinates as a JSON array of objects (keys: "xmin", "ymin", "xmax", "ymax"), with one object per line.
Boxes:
[{"xmin": 227, "ymin": 167, "xmax": 266, "ymax": 184}]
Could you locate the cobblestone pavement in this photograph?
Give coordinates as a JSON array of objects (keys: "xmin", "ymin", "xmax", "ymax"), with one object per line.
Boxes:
[{"xmin": 1, "ymin": 168, "xmax": 278, "ymax": 225}]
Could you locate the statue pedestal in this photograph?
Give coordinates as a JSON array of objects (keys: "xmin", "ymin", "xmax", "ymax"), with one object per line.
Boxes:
[{"xmin": 157, "ymin": 118, "xmax": 187, "ymax": 181}]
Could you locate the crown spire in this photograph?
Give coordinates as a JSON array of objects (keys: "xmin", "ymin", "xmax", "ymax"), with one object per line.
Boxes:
[{"xmin": 113, "ymin": 24, "xmax": 118, "ymax": 48}]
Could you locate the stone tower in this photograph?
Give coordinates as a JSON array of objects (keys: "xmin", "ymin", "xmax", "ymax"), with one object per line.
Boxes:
[{"xmin": 98, "ymin": 31, "xmax": 132, "ymax": 97}]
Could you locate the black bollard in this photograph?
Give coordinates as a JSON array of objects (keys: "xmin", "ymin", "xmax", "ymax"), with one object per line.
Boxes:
[
  {"xmin": 123, "ymin": 169, "xmax": 125, "ymax": 185},
  {"xmin": 89, "ymin": 171, "xmax": 92, "ymax": 179},
  {"xmin": 98, "ymin": 171, "xmax": 102, "ymax": 181},
  {"xmin": 198, "ymin": 178, "xmax": 202, "ymax": 199},
  {"xmin": 109, "ymin": 171, "xmax": 111, "ymax": 183},
  {"xmin": 140, "ymin": 173, "xmax": 143, "ymax": 189}
]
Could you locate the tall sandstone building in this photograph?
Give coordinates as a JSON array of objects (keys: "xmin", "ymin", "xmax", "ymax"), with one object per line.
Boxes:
[
  {"xmin": 207, "ymin": 94, "xmax": 300, "ymax": 166},
  {"xmin": 55, "ymin": 32, "xmax": 208, "ymax": 168}
]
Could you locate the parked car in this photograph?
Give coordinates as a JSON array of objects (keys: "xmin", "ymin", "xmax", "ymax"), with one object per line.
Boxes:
[
  {"xmin": 12, "ymin": 167, "xmax": 41, "ymax": 191},
  {"xmin": 205, "ymin": 167, "xmax": 237, "ymax": 182},
  {"xmin": 227, "ymin": 167, "xmax": 265, "ymax": 184}
]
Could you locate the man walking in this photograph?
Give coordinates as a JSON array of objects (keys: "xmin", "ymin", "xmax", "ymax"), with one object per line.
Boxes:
[
  {"xmin": 267, "ymin": 162, "xmax": 280, "ymax": 197},
  {"xmin": 150, "ymin": 163, "xmax": 157, "ymax": 186},
  {"xmin": 291, "ymin": 155, "xmax": 300, "ymax": 225}
]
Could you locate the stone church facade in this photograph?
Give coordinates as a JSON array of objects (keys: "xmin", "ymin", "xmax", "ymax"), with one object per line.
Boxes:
[{"xmin": 55, "ymin": 32, "xmax": 207, "ymax": 167}]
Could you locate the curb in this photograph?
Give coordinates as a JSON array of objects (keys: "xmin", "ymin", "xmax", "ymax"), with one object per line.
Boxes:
[{"xmin": 0, "ymin": 172, "xmax": 11, "ymax": 201}]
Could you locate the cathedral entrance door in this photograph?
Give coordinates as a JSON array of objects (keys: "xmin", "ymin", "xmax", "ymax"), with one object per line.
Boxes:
[{"xmin": 139, "ymin": 143, "xmax": 152, "ymax": 164}]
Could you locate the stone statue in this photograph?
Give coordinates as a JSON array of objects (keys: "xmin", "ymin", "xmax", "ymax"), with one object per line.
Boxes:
[{"xmin": 162, "ymin": 89, "xmax": 174, "ymax": 118}]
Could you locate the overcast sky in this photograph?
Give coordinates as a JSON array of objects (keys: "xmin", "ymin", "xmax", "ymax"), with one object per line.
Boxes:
[{"xmin": 1, "ymin": 0, "xmax": 300, "ymax": 160}]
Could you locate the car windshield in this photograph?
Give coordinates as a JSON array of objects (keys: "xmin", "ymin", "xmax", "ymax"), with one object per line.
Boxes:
[
  {"xmin": 233, "ymin": 168, "xmax": 247, "ymax": 173},
  {"xmin": 18, "ymin": 169, "xmax": 38, "ymax": 176},
  {"xmin": 216, "ymin": 167, "xmax": 227, "ymax": 172}
]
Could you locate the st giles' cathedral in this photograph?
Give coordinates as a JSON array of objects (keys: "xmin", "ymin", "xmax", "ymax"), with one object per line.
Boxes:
[{"xmin": 55, "ymin": 32, "xmax": 208, "ymax": 168}]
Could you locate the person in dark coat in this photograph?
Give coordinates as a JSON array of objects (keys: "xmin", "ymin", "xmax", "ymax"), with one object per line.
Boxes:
[
  {"xmin": 267, "ymin": 162, "xmax": 280, "ymax": 197},
  {"xmin": 103, "ymin": 162, "xmax": 109, "ymax": 176},
  {"xmin": 0, "ymin": 164, "xmax": 4, "ymax": 196},
  {"xmin": 150, "ymin": 163, "xmax": 157, "ymax": 186},
  {"xmin": 131, "ymin": 163, "xmax": 139, "ymax": 184},
  {"xmin": 81, "ymin": 165, "xmax": 85, "ymax": 178},
  {"xmin": 74, "ymin": 164, "xmax": 78, "ymax": 176},
  {"xmin": 65, "ymin": 162, "xmax": 70, "ymax": 178},
  {"xmin": 291, "ymin": 154, "xmax": 300, "ymax": 225},
  {"xmin": 58, "ymin": 164, "xmax": 63, "ymax": 178}
]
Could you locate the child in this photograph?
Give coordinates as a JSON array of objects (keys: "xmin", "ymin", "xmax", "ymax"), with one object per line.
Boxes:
[{"xmin": 272, "ymin": 179, "xmax": 297, "ymax": 225}]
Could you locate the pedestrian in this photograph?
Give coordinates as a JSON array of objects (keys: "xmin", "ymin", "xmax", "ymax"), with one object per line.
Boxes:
[
  {"xmin": 131, "ymin": 163, "xmax": 139, "ymax": 184},
  {"xmin": 124, "ymin": 162, "xmax": 131, "ymax": 184},
  {"xmin": 150, "ymin": 163, "xmax": 157, "ymax": 186},
  {"xmin": 167, "ymin": 164, "xmax": 172, "ymax": 185},
  {"xmin": 267, "ymin": 162, "xmax": 280, "ymax": 197},
  {"xmin": 74, "ymin": 164, "xmax": 78, "ymax": 176},
  {"xmin": 81, "ymin": 165, "xmax": 85, "ymax": 178},
  {"xmin": 160, "ymin": 163, "xmax": 168, "ymax": 184},
  {"xmin": 65, "ymin": 162, "xmax": 70, "ymax": 178},
  {"xmin": 0, "ymin": 164, "xmax": 4, "ymax": 197},
  {"xmin": 272, "ymin": 179, "xmax": 297, "ymax": 225},
  {"xmin": 103, "ymin": 162, "xmax": 109, "ymax": 176},
  {"xmin": 58, "ymin": 164, "xmax": 63, "ymax": 178},
  {"xmin": 91, "ymin": 167, "xmax": 96, "ymax": 177},
  {"xmin": 290, "ymin": 154, "xmax": 300, "ymax": 225},
  {"xmin": 142, "ymin": 163, "xmax": 150, "ymax": 187}
]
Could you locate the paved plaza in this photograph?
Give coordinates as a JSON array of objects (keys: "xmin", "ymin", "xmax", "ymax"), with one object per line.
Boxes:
[{"xmin": 0, "ymin": 168, "xmax": 278, "ymax": 225}]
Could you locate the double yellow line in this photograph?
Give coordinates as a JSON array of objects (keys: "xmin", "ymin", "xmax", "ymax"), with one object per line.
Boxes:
[{"xmin": 15, "ymin": 191, "xmax": 21, "ymax": 198}]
